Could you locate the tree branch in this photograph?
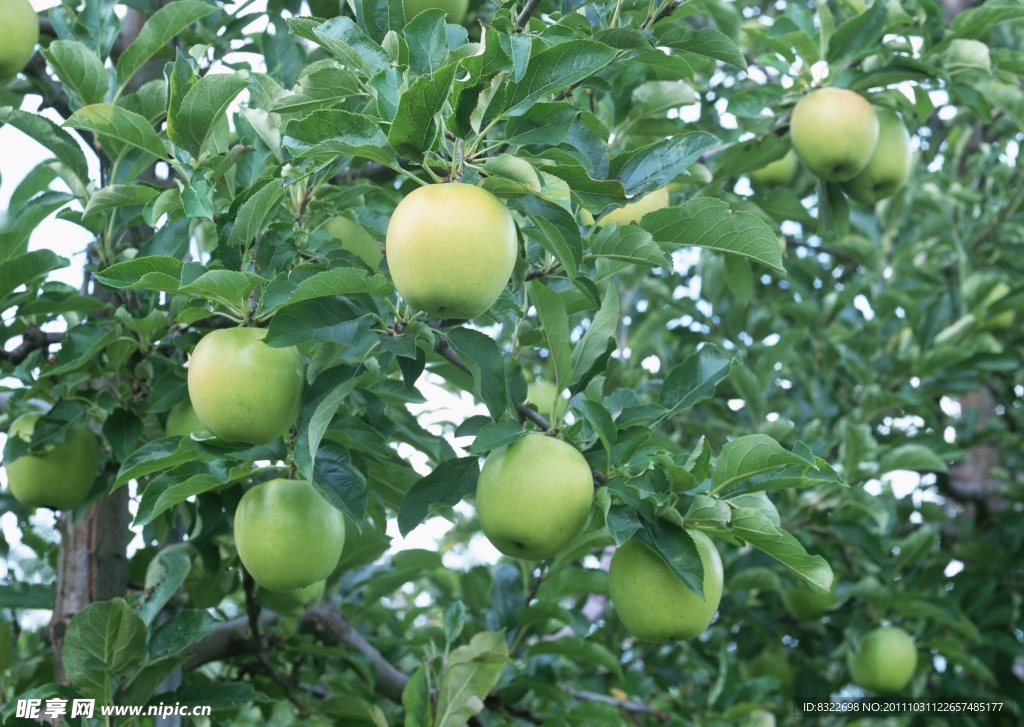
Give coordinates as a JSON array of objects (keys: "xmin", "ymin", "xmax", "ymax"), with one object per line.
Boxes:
[
  {"xmin": 516, "ymin": 0, "xmax": 543, "ymax": 30},
  {"xmin": 565, "ymin": 688, "xmax": 670, "ymax": 722},
  {"xmin": 182, "ymin": 613, "xmax": 279, "ymax": 671},
  {"xmin": 0, "ymin": 327, "xmax": 65, "ymax": 365},
  {"xmin": 517, "ymin": 403, "xmax": 552, "ymax": 432}
]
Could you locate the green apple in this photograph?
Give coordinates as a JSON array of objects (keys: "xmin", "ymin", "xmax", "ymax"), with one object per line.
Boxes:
[
  {"xmin": 234, "ymin": 479, "xmax": 345, "ymax": 592},
  {"xmin": 782, "ymin": 584, "xmax": 836, "ymax": 621},
  {"xmin": 790, "ymin": 88, "xmax": 879, "ymax": 182},
  {"xmin": 749, "ymin": 150, "xmax": 799, "ymax": 186},
  {"xmin": 0, "ymin": 0, "xmax": 38, "ymax": 81},
  {"xmin": 307, "ymin": 0, "xmax": 339, "ymax": 16},
  {"xmin": 404, "ymin": 0, "xmax": 469, "ymax": 22},
  {"xmin": 743, "ymin": 647, "xmax": 794, "ymax": 695},
  {"xmin": 187, "ymin": 327, "xmax": 304, "ymax": 445},
  {"xmin": 165, "ymin": 399, "xmax": 205, "ymax": 437},
  {"xmin": 5, "ymin": 414, "xmax": 99, "ymax": 510},
  {"xmin": 476, "ymin": 433, "xmax": 594, "ymax": 559},
  {"xmin": 386, "ymin": 183, "xmax": 517, "ymax": 319},
  {"xmin": 258, "ymin": 580, "xmax": 325, "ymax": 616},
  {"xmin": 609, "ymin": 530, "xmax": 723, "ymax": 642},
  {"xmin": 742, "ymin": 710, "xmax": 777, "ymax": 727},
  {"xmin": 323, "ymin": 216, "xmax": 383, "ymax": 270},
  {"xmin": 847, "ymin": 626, "xmax": 918, "ymax": 693},
  {"xmin": 526, "ymin": 381, "xmax": 568, "ymax": 424},
  {"xmin": 842, "ymin": 109, "xmax": 912, "ymax": 205},
  {"xmin": 586, "ymin": 186, "xmax": 670, "ymax": 226}
]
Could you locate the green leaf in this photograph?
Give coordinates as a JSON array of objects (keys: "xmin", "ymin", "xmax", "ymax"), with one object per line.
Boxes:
[
  {"xmin": 685, "ymin": 494, "xmax": 732, "ymax": 528},
  {"xmin": 226, "ymin": 179, "xmax": 286, "ymax": 248},
  {"xmin": 285, "ymin": 267, "xmax": 394, "ymax": 305},
  {"xmin": 116, "ymin": 1, "xmax": 218, "ymax": 86},
  {"xmin": 634, "ymin": 519, "xmax": 705, "ymax": 599},
  {"xmin": 0, "ymin": 107, "xmax": 90, "ymax": 185},
  {"xmin": 528, "ymin": 636, "xmax": 623, "ymax": 678},
  {"xmin": 132, "ymin": 550, "xmax": 192, "ymax": 626},
  {"xmin": 134, "ymin": 471, "xmax": 222, "ymax": 526},
  {"xmin": 468, "ymin": 418, "xmax": 524, "ymax": 454},
  {"xmin": 63, "ymin": 599, "xmax": 147, "ymax": 699},
  {"xmin": 729, "ymin": 504, "xmax": 833, "ymax": 592},
  {"xmin": 529, "ymin": 281, "xmax": 572, "ymax": 397},
  {"xmin": 388, "ymin": 64, "xmax": 458, "ymax": 162},
  {"xmin": 588, "ymin": 224, "xmax": 671, "ymax": 268},
  {"xmin": 113, "ymin": 437, "xmax": 200, "ymax": 489},
  {"xmin": 359, "ymin": 0, "xmax": 406, "ymax": 42},
  {"xmin": 571, "ymin": 284, "xmax": 619, "ymax": 387},
  {"xmin": 65, "ymin": 104, "xmax": 168, "ymax": 160},
  {"xmin": 313, "ymin": 17, "xmax": 390, "ymax": 77},
  {"xmin": 169, "ymin": 74, "xmax": 249, "ymax": 158},
  {"xmin": 148, "ymin": 682, "xmax": 266, "ymax": 711},
  {"xmin": 951, "ymin": 2, "xmax": 1024, "ymax": 38},
  {"xmin": 582, "ymin": 399, "xmax": 616, "ymax": 458},
  {"xmin": 435, "ymin": 631, "xmax": 509, "ymax": 727},
  {"xmin": 447, "ymin": 327, "xmax": 509, "ymax": 420},
  {"xmin": 84, "ymin": 183, "xmax": 161, "ymax": 218},
  {"xmin": 611, "ymin": 132, "xmax": 718, "ymax": 197},
  {"xmin": 0, "ymin": 582, "xmax": 56, "ymax": 609},
  {"xmin": 879, "ymin": 444, "xmax": 949, "ymax": 474},
  {"xmin": 402, "ymin": 667, "xmax": 431, "ymax": 727},
  {"xmin": 506, "ymin": 40, "xmax": 617, "ymax": 116},
  {"xmin": 826, "ymin": 0, "xmax": 888, "ymax": 63},
  {"xmin": 711, "ymin": 434, "xmax": 808, "ymax": 493},
  {"xmin": 0, "ymin": 249, "xmax": 69, "ymax": 301},
  {"xmin": 295, "ymin": 364, "xmax": 362, "ymax": 477},
  {"xmin": 93, "ymin": 255, "xmax": 183, "ymax": 292},
  {"xmin": 312, "ymin": 441, "xmax": 369, "ymax": 522},
  {"xmin": 642, "ymin": 198, "xmax": 785, "ymax": 273},
  {"xmin": 265, "ymin": 297, "xmax": 373, "ymax": 347},
  {"xmin": 179, "ymin": 270, "xmax": 264, "ymax": 313},
  {"xmin": 659, "ymin": 344, "xmax": 733, "ymax": 411},
  {"xmin": 398, "ymin": 456, "xmax": 480, "ymax": 535},
  {"xmin": 657, "ymin": 26, "xmax": 747, "ymax": 69},
  {"xmin": 405, "ymin": 10, "xmax": 448, "ymax": 75},
  {"xmin": 284, "ymin": 109, "xmax": 397, "ymax": 165},
  {"xmin": 43, "ymin": 40, "xmax": 109, "ymax": 106}
]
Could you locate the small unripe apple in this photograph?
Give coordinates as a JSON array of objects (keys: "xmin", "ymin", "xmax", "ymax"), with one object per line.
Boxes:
[
  {"xmin": 743, "ymin": 647, "xmax": 794, "ymax": 695},
  {"xmin": 782, "ymin": 584, "xmax": 836, "ymax": 620},
  {"xmin": 258, "ymin": 580, "xmax": 325, "ymax": 616},
  {"xmin": 585, "ymin": 186, "xmax": 670, "ymax": 227},
  {"xmin": 0, "ymin": 0, "xmax": 38, "ymax": 81},
  {"xmin": 847, "ymin": 626, "xmax": 918, "ymax": 693},
  {"xmin": 187, "ymin": 327, "xmax": 304, "ymax": 445},
  {"xmin": 609, "ymin": 530, "xmax": 723, "ymax": 642},
  {"xmin": 743, "ymin": 710, "xmax": 777, "ymax": 727},
  {"xmin": 791, "ymin": 88, "xmax": 879, "ymax": 182},
  {"xmin": 386, "ymin": 183, "xmax": 517, "ymax": 319},
  {"xmin": 476, "ymin": 433, "xmax": 593, "ymax": 560},
  {"xmin": 165, "ymin": 399, "xmax": 205, "ymax": 437},
  {"xmin": 526, "ymin": 381, "xmax": 567, "ymax": 423},
  {"xmin": 234, "ymin": 479, "xmax": 345, "ymax": 592},
  {"xmin": 749, "ymin": 150, "xmax": 799, "ymax": 186},
  {"xmin": 842, "ymin": 109, "xmax": 912, "ymax": 205},
  {"xmin": 5, "ymin": 414, "xmax": 99, "ymax": 510},
  {"xmin": 323, "ymin": 216, "xmax": 383, "ymax": 270},
  {"xmin": 404, "ymin": 0, "xmax": 469, "ymax": 22}
]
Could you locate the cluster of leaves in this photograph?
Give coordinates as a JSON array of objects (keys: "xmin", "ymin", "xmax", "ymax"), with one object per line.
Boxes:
[{"xmin": 0, "ymin": 0, "xmax": 1023, "ymax": 725}]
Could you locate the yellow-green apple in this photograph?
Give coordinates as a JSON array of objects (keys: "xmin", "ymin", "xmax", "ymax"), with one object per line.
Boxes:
[
  {"xmin": 609, "ymin": 530, "xmax": 723, "ymax": 642},
  {"xmin": 324, "ymin": 216, "xmax": 383, "ymax": 270},
  {"xmin": 847, "ymin": 626, "xmax": 918, "ymax": 692},
  {"xmin": 258, "ymin": 580, "xmax": 325, "ymax": 616},
  {"xmin": 187, "ymin": 327, "xmax": 304, "ymax": 445},
  {"xmin": 386, "ymin": 183, "xmax": 517, "ymax": 319},
  {"xmin": 749, "ymin": 150, "xmax": 799, "ymax": 186},
  {"xmin": 586, "ymin": 186, "xmax": 670, "ymax": 226},
  {"xmin": 165, "ymin": 399, "xmax": 205, "ymax": 437},
  {"xmin": 5, "ymin": 414, "xmax": 98, "ymax": 510},
  {"xmin": 526, "ymin": 381, "xmax": 568, "ymax": 423},
  {"xmin": 234, "ymin": 479, "xmax": 345, "ymax": 592},
  {"xmin": 842, "ymin": 109, "xmax": 912, "ymax": 205},
  {"xmin": 782, "ymin": 584, "xmax": 836, "ymax": 620},
  {"xmin": 475, "ymin": 433, "xmax": 593, "ymax": 559},
  {"xmin": 0, "ymin": 0, "xmax": 38, "ymax": 81},
  {"xmin": 790, "ymin": 88, "xmax": 879, "ymax": 182}
]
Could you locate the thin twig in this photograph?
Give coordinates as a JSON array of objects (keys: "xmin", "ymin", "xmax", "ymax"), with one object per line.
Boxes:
[
  {"xmin": 516, "ymin": 0, "xmax": 543, "ymax": 30},
  {"xmin": 517, "ymin": 404, "xmax": 552, "ymax": 432},
  {"xmin": 565, "ymin": 688, "xmax": 670, "ymax": 722},
  {"xmin": 0, "ymin": 328, "xmax": 65, "ymax": 365}
]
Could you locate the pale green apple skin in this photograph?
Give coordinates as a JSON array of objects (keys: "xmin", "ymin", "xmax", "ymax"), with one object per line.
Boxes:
[
  {"xmin": 782, "ymin": 584, "xmax": 835, "ymax": 621},
  {"xmin": 324, "ymin": 216, "xmax": 383, "ymax": 270},
  {"xmin": 386, "ymin": 183, "xmax": 517, "ymax": 319},
  {"xmin": 591, "ymin": 186, "xmax": 670, "ymax": 226},
  {"xmin": 187, "ymin": 327, "xmax": 304, "ymax": 445},
  {"xmin": 847, "ymin": 626, "xmax": 918, "ymax": 693},
  {"xmin": 0, "ymin": 0, "xmax": 38, "ymax": 81},
  {"xmin": 404, "ymin": 0, "xmax": 469, "ymax": 22},
  {"xmin": 235, "ymin": 479, "xmax": 345, "ymax": 592},
  {"xmin": 165, "ymin": 399, "xmax": 205, "ymax": 437},
  {"xmin": 791, "ymin": 88, "xmax": 879, "ymax": 182},
  {"xmin": 743, "ymin": 710, "xmax": 777, "ymax": 727},
  {"xmin": 749, "ymin": 150, "xmax": 799, "ymax": 186},
  {"xmin": 609, "ymin": 530, "xmax": 723, "ymax": 642},
  {"xmin": 842, "ymin": 109, "xmax": 912, "ymax": 205},
  {"xmin": 5, "ymin": 414, "xmax": 99, "ymax": 510},
  {"xmin": 526, "ymin": 381, "xmax": 567, "ymax": 423},
  {"xmin": 476, "ymin": 433, "xmax": 594, "ymax": 560},
  {"xmin": 258, "ymin": 580, "xmax": 325, "ymax": 616}
]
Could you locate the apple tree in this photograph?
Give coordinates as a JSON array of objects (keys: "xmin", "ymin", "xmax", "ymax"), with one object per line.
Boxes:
[{"xmin": 0, "ymin": 0, "xmax": 1022, "ymax": 725}]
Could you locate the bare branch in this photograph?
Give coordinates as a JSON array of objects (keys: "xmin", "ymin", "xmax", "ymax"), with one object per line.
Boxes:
[
  {"xmin": 182, "ymin": 614, "xmax": 279, "ymax": 671},
  {"xmin": 517, "ymin": 403, "xmax": 552, "ymax": 433},
  {"xmin": 0, "ymin": 327, "xmax": 65, "ymax": 366},
  {"xmin": 516, "ymin": 0, "xmax": 543, "ymax": 30}
]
